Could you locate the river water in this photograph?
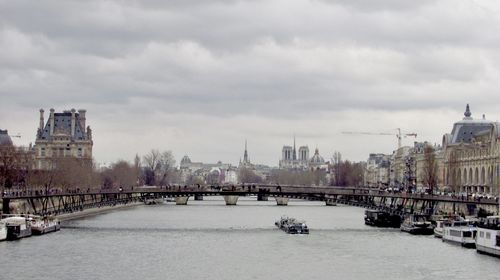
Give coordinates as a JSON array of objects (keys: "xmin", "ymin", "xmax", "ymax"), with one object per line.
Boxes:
[{"xmin": 1, "ymin": 197, "xmax": 499, "ymax": 280}]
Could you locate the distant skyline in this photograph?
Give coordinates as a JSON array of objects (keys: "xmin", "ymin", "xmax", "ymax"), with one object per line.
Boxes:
[{"xmin": 2, "ymin": 1, "xmax": 500, "ymax": 166}]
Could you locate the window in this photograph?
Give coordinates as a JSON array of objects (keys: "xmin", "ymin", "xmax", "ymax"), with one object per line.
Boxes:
[
  {"xmin": 486, "ymin": 232, "xmax": 491, "ymax": 239},
  {"xmin": 41, "ymin": 148, "xmax": 45, "ymax": 157},
  {"xmin": 496, "ymin": 235, "xmax": 500, "ymax": 247},
  {"xmin": 78, "ymin": 148, "xmax": 83, "ymax": 157},
  {"xmin": 480, "ymin": 231, "xmax": 484, "ymax": 238}
]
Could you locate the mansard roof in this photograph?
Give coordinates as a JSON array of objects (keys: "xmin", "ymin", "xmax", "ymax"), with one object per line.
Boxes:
[
  {"xmin": 448, "ymin": 105, "xmax": 495, "ymax": 144},
  {"xmin": 39, "ymin": 112, "xmax": 86, "ymax": 141}
]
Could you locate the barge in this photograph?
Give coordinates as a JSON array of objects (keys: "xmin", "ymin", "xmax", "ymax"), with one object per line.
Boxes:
[
  {"xmin": 275, "ymin": 216, "xmax": 309, "ymax": 234},
  {"xmin": 400, "ymin": 214, "xmax": 433, "ymax": 235}
]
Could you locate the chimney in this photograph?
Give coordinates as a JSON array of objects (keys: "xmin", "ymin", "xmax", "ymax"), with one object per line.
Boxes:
[
  {"xmin": 49, "ymin": 108, "xmax": 55, "ymax": 135},
  {"xmin": 39, "ymin": 109, "xmax": 44, "ymax": 131},
  {"xmin": 78, "ymin": 109, "xmax": 86, "ymax": 134},
  {"xmin": 71, "ymin": 108, "xmax": 76, "ymax": 137}
]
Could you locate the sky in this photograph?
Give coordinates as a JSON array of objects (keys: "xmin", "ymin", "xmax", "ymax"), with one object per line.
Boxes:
[{"xmin": 1, "ymin": 0, "xmax": 500, "ymax": 167}]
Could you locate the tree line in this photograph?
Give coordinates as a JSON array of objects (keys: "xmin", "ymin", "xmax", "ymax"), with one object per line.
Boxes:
[
  {"xmin": 1, "ymin": 143, "xmax": 366, "ymax": 191},
  {"xmin": 0, "ymin": 145, "xmax": 177, "ymax": 192}
]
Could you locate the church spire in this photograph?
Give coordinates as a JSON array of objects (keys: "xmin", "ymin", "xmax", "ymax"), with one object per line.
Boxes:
[
  {"xmin": 243, "ymin": 139, "xmax": 249, "ymax": 163},
  {"xmin": 292, "ymin": 135, "xmax": 297, "ymax": 160}
]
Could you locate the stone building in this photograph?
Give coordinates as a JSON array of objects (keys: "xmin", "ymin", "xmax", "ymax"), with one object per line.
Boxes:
[
  {"xmin": 388, "ymin": 146, "xmax": 412, "ymax": 189},
  {"xmin": 364, "ymin": 153, "xmax": 390, "ymax": 188},
  {"xmin": 0, "ymin": 129, "xmax": 34, "ymax": 188},
  {"xmin": 279, "ymin": 137, "xmax": 310, "ymax": 170},
  {"xmin": 179, "ymin": 155, "xmax": 234, "ymax": 184},
  {"xmin": 443, "ymin": 105, "xmax": 500, "ymax": 195},
  {"xmin": 33, "ymin": 108, "xmax": 93, "ymax": 170}
]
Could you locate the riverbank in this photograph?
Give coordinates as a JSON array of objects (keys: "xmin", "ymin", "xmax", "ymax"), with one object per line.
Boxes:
[{"xmin": 58, "ymin": 202, "xmax": 143, "ymax": 222}]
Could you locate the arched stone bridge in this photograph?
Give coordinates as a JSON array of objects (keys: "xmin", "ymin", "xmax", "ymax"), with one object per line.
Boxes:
[{"xmin": 2, "ymin": 184, "xmax": 499, "ymax": 217}]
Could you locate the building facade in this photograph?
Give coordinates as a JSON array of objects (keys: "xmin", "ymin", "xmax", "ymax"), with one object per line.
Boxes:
[
  {"xmin": 279, "ymin": 137, "xmax": 329, "ymax": 171},
  {"xmin": 33, "ymin": 108, "xmax": 93, "ymax": 170},
  {"xmin": 443, "ymin": 105, "xmax": 500, "ymax": 195},
  {"xmin": 364, "ymin": 153, "xmax": 390, "ymax": 188}
]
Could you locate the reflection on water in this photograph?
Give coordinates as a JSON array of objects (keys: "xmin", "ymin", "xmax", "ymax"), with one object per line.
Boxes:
[{"xmin": 1, "ymin": 197, "xmax": 499, "ymax": 280}]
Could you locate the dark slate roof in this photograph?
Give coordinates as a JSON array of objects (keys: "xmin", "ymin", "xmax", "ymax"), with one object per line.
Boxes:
[
  {"xmin": 450, "ymin": 120, "xmax": 493, "ymax": 144},
  {"xmin": 39, "ymin": 112, "xmax": 86, "ymax": 141},
  {"xmin": 0, "ymin": 129, "xmax": 13, "ymax": 146}
]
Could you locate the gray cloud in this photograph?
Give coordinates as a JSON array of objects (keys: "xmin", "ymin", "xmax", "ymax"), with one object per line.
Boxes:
[{"xmin": 1, "ymin": 0, "xmax": 500, "ymax": 165}]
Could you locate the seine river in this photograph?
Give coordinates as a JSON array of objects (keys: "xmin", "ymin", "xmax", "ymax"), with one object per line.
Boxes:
[{"xmin": 1, "ymin": 197, "xmax": 500, "ymax": 280}]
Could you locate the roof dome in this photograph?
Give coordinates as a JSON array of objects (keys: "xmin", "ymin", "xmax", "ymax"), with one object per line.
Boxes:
[
  {"xmin": 181, "ymin": 155, "xmax": 191, "ymax": 164},
  {"xmin": 0, "ymin": 129, "xmax": 13, "ymax": 146},
  {"xmin": 310, "ymin": 148, "xmax": 325, "ymax": 165}
]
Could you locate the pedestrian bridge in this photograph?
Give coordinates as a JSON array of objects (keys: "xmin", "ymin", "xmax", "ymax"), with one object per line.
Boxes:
[{"xmin": 2, "ymin": 184, "xmax": 498, "ymax": 217}]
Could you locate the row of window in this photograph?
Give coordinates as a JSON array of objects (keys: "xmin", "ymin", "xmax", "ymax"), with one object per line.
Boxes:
[
  {"xmin": 478, "ymin": 230, "xmax": 500, "ymax": 247},
  {"xmin": 40, "ymin": 147, "xmax": 83, "ymax": 157}
]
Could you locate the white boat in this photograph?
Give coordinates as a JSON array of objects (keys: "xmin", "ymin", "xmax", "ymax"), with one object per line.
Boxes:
[
  {"xmin": 30, "ymin": 216, "xmax": 61, "ymax": 235},
  {"xmin": 434, "ymin": 219, "xmax": 451, "ymax": 238},
  {"xmin": 2, "ymin": 216, "xmax": 32, "ymax": 240},
  {"xmin": 434, "ymin": 217, "xmax": 466, "ymax": 238},
  {"xmin": 0, "ymin": 220, "xmax": 7, "ymax": 241},
  {"xmin": 442, "ymin": 220, "xmax": 477, "ymax": 248},
  {"xmin": 476, "ymin": 216, "xmax": 500, "ymax": 257}
]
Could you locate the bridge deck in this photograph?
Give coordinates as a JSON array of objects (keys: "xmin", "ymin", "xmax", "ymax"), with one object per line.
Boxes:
[{"xmin": 3, "ymin": 185, "xmax": 499, "ymax": 206}]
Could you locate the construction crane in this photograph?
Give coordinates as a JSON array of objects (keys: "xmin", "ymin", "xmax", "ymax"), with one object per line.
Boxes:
[{"xmin": 342, "ymin": 128, "xmax": 417, "ymax": 149}]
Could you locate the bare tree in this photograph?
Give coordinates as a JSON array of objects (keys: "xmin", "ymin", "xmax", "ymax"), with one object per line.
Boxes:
[
  {"xmin": 142, "ymin": 149, "xmax": 176, "ymax": 186},
  {"xmin": 101, "ymin": 160, "xmax": 137, "ymax": 189},
  {"xmin": 335, "ymin": 160, "xmax": 364, "ymax": 187},
  {"xmin": 134, "ymin": 153, "xmax": 141, "ymax": 185},
  {"xmin": 238, "ymin": 167, "xmax": 262, "ymax": 184},
  {"xmin": 331, "ymin": 151, "xmax": 342, "ymax": 185},
  {"xmin": 421, "ymin": 145, "xmax": 438, "ymax": 193}
]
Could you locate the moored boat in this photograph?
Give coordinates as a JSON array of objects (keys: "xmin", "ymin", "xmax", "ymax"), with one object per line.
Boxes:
[
  {"xmin": 0, "ymin": 220, "xmax": 7, "ymax": 241},
  {"xmin": 3, "ymin": 216, "xmax": 32, "ymax": 240},
  {"xmin": 364, "ymin": 210, "xmax": 401, "ymax": 228},
  {"xmin": 434, "ymin": 219, "xmax": 452, "ymax": 238},
  {"xmin": 476, "ymin": 216, "xmax": 500, "ymax": 257},
  {"xmin": 442, "ymin": 220, "xmax": 476, "ymax": 248},
  {"xmin": 400, "ymin": 214, "xmax": 433, "ymax": 235},
  {"xmin": 30, "ymin": 216, "xmax": 61, "ymax": 235}
]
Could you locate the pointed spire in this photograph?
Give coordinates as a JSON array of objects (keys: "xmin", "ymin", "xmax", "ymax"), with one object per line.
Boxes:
[
  {"xmin": 293, "ymin": 135, "xmax": 297, "ymax": 160},
  {"xmin": 464, "ymin": 104, "xmax": 472, "ymax": 119},
  {"xmin": 243, "ymin": 139, "xmax": 249, "ymax": 163}
]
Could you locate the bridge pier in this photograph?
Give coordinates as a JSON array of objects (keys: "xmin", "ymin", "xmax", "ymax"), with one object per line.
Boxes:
[
  {"xmin": 275, "ymin": 197, "xmax": 289, "ymax": 206},
  {"xmin": 325, "ymin": 199, "xmax": 336, "ymax": 206},
  {"xmin": 257, "ymin": 194, "xmax": 268, "ymax": 201},
  {"xmin": 2, "ymin": 198, "xmax": 9, "ymax": 214},
  {"xmin": 175, "ymin": 196, "xmax": 189, "ymax": 205},
  {"xmin": 194, "ymin": 194, "xmax": 203, "ymax": 201},
  {"xmin": 224, "ymin": 195, "xmax": 239, "ymax": 206}
]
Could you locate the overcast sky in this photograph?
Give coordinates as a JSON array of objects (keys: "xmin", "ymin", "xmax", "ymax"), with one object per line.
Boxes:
[{"xmin": 1, "ymin": 0, "xmax": 500, "ymax": 166}]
